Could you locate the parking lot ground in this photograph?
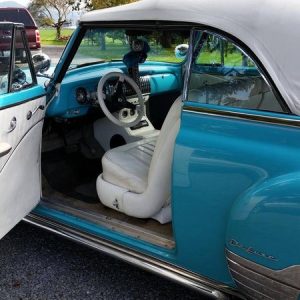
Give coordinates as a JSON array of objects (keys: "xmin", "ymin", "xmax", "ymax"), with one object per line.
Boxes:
[
  {"xmin": 38, "ymin": 45, "xmax": 65, "ymax": 64},
  {"xmin": 0, "ymin": 222, "xmax": 206, "ymax": 300}
]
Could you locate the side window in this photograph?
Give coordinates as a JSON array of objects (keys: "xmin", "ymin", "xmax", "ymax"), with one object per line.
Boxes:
[
  {"xmin": 0, "ymin": 24, "xmax": 12, "ymax": 95},
  {"xmin": 187, "ymin": 31, "xmax": 286, "ymax": 113},
  {"xmin": 11, "ymin": 28, "xmax": 34, "ymax": 91}
]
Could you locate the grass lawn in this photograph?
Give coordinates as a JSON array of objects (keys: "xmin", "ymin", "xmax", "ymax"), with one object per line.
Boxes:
[
  {"xmin": 77, "ymin": 44, "xmax": 184, "ymax": 63},
  {"xmin": 40, "ymin": 28, "xmax": 74, "ymax": 46},
  {"xmin": 76, "ymin": 43, "xmax": 248, "ymax": 65},
  {"xmin": 40, "ymin": 29, "xmax": 251, "ymax": 67}
]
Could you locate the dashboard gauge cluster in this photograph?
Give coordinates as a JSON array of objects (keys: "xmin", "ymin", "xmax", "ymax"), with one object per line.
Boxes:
[
  {"xmin": 105, "ymin": 75, "xmax": 151, "ymax": 98},
  {"xmin": 75, "ymin": 87, "xmax": 98, "ymax": 106},
  {"xmin": 122, "ymin": 75, "xmax": 151, "ymax": 96},
  {"xmin": 75, "ymin": 87, "xmax": 88, "ymax": 104}
]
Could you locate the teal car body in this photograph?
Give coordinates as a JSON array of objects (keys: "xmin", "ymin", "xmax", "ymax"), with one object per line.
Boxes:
[{"xmin": 1, "ymin": 1, "xmax": 300, "ymax": 299}]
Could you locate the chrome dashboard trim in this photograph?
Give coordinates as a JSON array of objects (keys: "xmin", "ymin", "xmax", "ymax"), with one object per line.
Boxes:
[
  {"xmin": 23, "ymin": 213, "xmax": 242, "ymax": 300},
  {"xmin": 226, "ymin": 249, "xmax": 300, "ymax": 300},
  {"xmin": 183, "ymin": 105, "xmax": 300, "ymax": 129}
]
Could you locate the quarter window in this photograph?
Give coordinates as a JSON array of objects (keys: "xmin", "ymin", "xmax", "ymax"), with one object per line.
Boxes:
[
  {"xmin": 0, "ymin": 24, "xmax": 12, "ymax": 95},
  {"xmin": 11, "ymin": 28, "xmax": 33, "ymax": 91},
  {"xmin": 187, "ymin": 31, "xmax": 286, "ymax": 113}
]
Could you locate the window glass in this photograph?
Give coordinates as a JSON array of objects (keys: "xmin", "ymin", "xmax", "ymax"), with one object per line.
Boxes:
[
  {"xmin": 0, "ymin": 9, "xmax": 35, "ymax": 26},
  {"xmin": 70, "ymin": 28, "xmax": 190, "ymax": 69},
  {"xmin": 187, "ymin": 31, "xmax": 285, "ymax": 113},
  {"xmin": 0, "ymin": 24, "xmax": 13, "ymax": 95},
  {"xmin": 11, "ymin": 28, "xmax": 33, "ymax": 91}
]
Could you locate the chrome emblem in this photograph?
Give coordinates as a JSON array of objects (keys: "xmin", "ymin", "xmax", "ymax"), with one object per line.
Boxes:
[{"xmin": 229, "ymin": 239, "xmax": 278, "ymax": 261}]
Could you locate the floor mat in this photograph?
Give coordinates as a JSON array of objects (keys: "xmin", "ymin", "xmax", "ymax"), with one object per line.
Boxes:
[{"xmin": 42, "ymin": 148, "xmax": 101, "ymax": 203}]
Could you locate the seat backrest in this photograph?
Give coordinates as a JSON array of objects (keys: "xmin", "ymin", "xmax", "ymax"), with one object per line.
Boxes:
[{"xmin": 147, "ymin": 97, "xmax": 182, "ymax": 199}]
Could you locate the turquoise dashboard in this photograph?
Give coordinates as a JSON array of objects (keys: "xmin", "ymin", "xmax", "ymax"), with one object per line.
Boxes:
[{"xmin": 46, "ymin": 61, "xmax": 183, "ymax": 118}]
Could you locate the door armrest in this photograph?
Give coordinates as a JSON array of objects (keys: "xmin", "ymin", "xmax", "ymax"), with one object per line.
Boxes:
[{"xmin": 0, "ymin": 143, "xmax": 12, "ymax": 158}]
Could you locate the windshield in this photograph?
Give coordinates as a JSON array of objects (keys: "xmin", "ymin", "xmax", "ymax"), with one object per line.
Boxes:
[{"xmin": 70, "ymin": 28, "xmax": 190, "ymax": 69}]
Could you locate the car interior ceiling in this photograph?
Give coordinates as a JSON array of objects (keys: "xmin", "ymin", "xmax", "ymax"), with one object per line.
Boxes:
[{"xmin": 40, "ymin": 27, "xmax": 189, "ymax": 248}]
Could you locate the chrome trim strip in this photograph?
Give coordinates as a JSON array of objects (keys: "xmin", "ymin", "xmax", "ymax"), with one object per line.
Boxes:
[
  {"xmin": 23, "ymin": 213, "xmax": 242, "ymax": 299},
  {"xmin": 183, "ymin": 105, "xmax": 300, "ymax": 129},
  {"xmin": 226, "ymin": 250, "xmax": 300, "ymax": 300},
  {"xmin": 182, "ymin": 29, "xmax": 195, "ymax": 101}
]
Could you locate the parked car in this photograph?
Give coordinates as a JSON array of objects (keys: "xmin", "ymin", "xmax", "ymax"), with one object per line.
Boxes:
[
  {"xmin": 0, "ymin": 7, "xmax": 41, "ymax": 49},
  {"xmin": 0, "ymin": 0, "xmax": 300, "ymax": 299}
]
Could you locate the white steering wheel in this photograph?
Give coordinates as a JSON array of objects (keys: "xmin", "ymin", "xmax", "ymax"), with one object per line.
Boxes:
[{"xmin": 97, "ymin": 72, "xmax": 145, "ymax": 127}]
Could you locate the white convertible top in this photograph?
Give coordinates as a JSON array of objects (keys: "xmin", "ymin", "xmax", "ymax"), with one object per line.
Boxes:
[{"xmin": 81, "ymin": 0, "xmax": 300, "ymax": 115}]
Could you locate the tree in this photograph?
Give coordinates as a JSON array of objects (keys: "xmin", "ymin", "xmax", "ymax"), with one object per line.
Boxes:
[
  {"xmin": 72, "ymin": 0, "xmax": 134, "ymax": 50},
  {"xmin": 91, "ymin": 0, "xmax": 135, "ymax": 9},
  {"xmin": 28, "ymin": 0, "xmax": 75, "ymax": 40},
  {"xmin": 73, "ymin": 0, "xmax": 135, "ymax": 11}
]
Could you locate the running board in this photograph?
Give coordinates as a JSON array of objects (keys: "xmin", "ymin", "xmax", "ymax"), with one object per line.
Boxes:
[
  {"xmin": 24, "ymin": 213, "xmax": 243, "ymax": 300},
  {"xmin": 41, "ymin": 197, "xmax": 175, "ymax": 249}
]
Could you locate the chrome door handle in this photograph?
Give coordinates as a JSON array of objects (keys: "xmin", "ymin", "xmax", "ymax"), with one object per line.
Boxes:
[
  {"xmin": 27, "ymin": 105, "xmax": 45, "ymax": 120},
  {"xmin": 7, "ymin": 117, "xmax": 17, "ymax": 133}
]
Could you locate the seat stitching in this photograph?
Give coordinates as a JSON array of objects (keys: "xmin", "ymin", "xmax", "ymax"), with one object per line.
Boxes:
[
  {"xmin": 142, "ymin": 144, "xmax": 155, "ymax": 152},
  {"xmin": 136, "ymin": 146, "xmax": 153, "ymax": 156}
]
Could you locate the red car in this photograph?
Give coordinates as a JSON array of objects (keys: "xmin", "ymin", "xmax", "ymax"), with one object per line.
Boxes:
[{"xmin": 0, "ymin": 7, "xmax": 40, "ymax": 49}]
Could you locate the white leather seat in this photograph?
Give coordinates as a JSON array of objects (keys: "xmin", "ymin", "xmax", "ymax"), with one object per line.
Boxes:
[{"xmin": 96, "ymin": 98, "xmax": 182, "ymax": 224}]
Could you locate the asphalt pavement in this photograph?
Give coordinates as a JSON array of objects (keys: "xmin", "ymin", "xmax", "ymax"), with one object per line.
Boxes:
[
  {"xmin": 0, "ymin": 222, "xmax": 205, "ymax": 300},
  {"xmin": 41, "ymin": 45, "xmax": 65, "ymax": 64}
]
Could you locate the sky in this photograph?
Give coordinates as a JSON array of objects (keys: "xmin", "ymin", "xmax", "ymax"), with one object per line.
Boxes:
[{"xmin": 0, "ymin": 0, "xmax": 30, "ymax": 7}]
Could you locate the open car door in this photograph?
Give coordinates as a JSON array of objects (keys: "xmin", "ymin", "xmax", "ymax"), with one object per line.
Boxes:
[{"xmin": 0, "ymin": 23, "xmax": 46, "ymax": 238}]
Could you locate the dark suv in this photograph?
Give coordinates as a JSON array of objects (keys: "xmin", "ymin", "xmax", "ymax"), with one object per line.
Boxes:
[{"xmin": 0, "ymin": 7, "xmax": 41, "ymax": 49}]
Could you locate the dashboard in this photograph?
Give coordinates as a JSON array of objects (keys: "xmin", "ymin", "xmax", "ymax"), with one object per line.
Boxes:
[{"xmin": 46, "ymin": 61, "xmax": 183, "ymax": 118}]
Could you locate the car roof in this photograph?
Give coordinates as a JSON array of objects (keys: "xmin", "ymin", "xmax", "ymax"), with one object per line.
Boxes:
[{"xmin": 81, "ymin": 0, "xmax": 300, "ymax": 115}]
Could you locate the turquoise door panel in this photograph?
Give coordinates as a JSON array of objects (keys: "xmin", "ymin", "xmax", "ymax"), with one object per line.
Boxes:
[{"xmin": 172, "ymin": 102, "xmax": 300, "ymax": 284}]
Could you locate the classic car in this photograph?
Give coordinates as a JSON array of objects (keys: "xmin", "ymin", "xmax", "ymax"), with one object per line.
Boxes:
[{"xmin": 0, "ymin": 0, "xmax": 299, "ymax": 299}]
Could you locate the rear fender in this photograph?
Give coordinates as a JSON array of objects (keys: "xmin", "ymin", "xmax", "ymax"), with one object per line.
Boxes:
[{"xmin": 226, "ymin": 172, "xmax": 300, "ymax": 270}]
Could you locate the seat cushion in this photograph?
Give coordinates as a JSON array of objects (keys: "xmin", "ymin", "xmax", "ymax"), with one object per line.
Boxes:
[{"xmin": 102, "ymin": 138, "xmax": 156, "ymax": 193}]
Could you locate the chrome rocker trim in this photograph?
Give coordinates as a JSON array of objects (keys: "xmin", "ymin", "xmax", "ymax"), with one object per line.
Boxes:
[{"xmin": 24, "ymin": 213, "xmax": 242, "ymax": 300}]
